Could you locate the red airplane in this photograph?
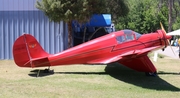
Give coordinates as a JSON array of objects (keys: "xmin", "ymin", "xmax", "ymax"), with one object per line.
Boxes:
[{"xmin": 13, "ymin": 28, "xmax": 171, "ymax": 76}]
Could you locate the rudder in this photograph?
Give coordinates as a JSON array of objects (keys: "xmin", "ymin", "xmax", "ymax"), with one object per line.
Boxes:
[{"xmin": 13, "ymin": 34, "xmax": 50, "ymax": 67}]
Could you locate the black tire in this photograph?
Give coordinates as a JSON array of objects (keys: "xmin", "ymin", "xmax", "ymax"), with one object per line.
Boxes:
[{"xmin": 145, "ymin": 72, "xmax": 157, "ymax": 77}]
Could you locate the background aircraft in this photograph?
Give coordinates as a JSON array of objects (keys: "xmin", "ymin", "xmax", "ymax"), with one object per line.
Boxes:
[{"xmin": 13, "ymin": 27, "xmax": 171, "ymax": 76}]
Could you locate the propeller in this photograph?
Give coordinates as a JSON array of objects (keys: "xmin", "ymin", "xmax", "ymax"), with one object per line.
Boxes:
[
  {"xmin": 160, "ymin": 22, "xmax": 176, "ymax": 56},
  {"xmin": 153, "ymin": 22, "xmax": 176, "ymax": 62}
]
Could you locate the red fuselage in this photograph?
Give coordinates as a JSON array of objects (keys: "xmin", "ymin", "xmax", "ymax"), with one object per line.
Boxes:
[
  {"xmin": 48, "ymin": 30, "xmax": 169, "ymax": 66},
  {"xmin": 13, "ymin": 29, "xmax": 171, "ymax": 73}
]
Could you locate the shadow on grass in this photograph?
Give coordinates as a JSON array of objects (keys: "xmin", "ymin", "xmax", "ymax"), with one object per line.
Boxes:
[
  {"xmin": 28, "ymin": 69, "xmax": 107, "ymax": 77},
  {"xmin": 28, "ymin": 70, "xmax": 54, "ymax": 77},
  {"xmin": 158, "ymin": 71, "xmax": 180, "ymax": 75},
  {"xmin": 29, "ymin": 63, "xmax": 180, "ymax": 91},
  {"xmin": 105, "ymin": 63, "xmax": 180, "ymax": 91}
]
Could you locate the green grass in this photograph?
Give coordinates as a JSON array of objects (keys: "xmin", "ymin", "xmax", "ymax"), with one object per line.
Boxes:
[{"xmin": 0, "ymin": 55, "xmax": 180, "ymax": 98}]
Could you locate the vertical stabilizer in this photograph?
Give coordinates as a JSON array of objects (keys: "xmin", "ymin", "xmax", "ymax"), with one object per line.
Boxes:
[{"xmin": 13, "ymin": 34, "xmax": 50, "ymax": 67}]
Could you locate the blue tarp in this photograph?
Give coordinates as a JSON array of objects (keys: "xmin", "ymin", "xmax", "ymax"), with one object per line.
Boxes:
[
  {"xmin": 86, "ymin": 14, "xmax": 111, "ymax": 27},
  {"xmin": 72, "ymin": 14, "xmax": 111, "ymax": 27}
]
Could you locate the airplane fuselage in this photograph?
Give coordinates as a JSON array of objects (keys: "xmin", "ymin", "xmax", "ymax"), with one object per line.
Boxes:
[
  {"xmin": 48, "ymin": 30, "xmax": 168, "ymax": 66},
  {"xmin": 13, "ymin": 29, "xmax": 171, "ymax": 73}
]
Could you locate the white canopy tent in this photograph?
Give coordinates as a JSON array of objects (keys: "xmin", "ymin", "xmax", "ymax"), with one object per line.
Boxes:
[
  {"xmin": 166, "ymin": 29, "xmax": 180, "ymax": 46},
  {"xmin": 167, "ymin": 29, "xmax": 180, "ymax": 35}
]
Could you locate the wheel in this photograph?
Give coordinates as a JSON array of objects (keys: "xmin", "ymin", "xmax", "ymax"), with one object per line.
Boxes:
[
  {"xmin": 43, "ymin": 68, "xmax": 54, "ymax": 73},
  {"xmin": 43, "ymin": 69, "xmax": 50, "ymax": 73},
  {"xmin": 145, "ymin": 71, "xmax": 157, "ymax": 77}
]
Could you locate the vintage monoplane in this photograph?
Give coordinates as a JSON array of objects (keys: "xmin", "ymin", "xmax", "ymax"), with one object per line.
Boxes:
[{"xmin": 13, "ymin": 24, "xmax": 172, "ymax": 76}]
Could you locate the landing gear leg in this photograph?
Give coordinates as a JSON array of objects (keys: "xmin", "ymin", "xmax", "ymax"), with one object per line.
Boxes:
[
  {"xmin": 145, "ymin": 71, "xmax": 157, "ymax": 77},
  {"xmin": 43, "ymin": 66, "xmax": 54, "ymax": 73},
  {"xmin": 36, "ymin": 67, "xmax": 54, "ymax": 77},
  {"xmin": 36, "ymin": 70, "xmax": 41, "ymax": 77}
]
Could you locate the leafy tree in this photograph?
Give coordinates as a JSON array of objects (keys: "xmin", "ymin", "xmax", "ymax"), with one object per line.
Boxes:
[
  {"xmin": 170, "ymin": 0, "xmax": 180, "ymax": 31},
  {"xmin": 36, "ymin": 0, "xmax": 129, "ymax": 47},
  {"xmin": 104, "ymin": 0, "xmax": 129, "ymax": 23},
  {"xmin": 36, "ymin": 0, "xmax": 106, "ymax": 48},
  {"xmin": 116, "ymin": 0, "xmax": 168, "ymax": 34},
  {"xmin": 173, "ymin": 17, "xmax": 180, "ymax": 30}
]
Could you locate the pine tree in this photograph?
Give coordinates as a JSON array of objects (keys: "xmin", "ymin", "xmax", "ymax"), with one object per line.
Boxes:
[{"xmin": 36, "ymin": 0, "xmax": 129, "ymax": 47}]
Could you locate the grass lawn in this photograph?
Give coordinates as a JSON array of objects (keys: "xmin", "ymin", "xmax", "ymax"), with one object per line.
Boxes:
[{"xmin": 0, "ymin": 54, "xmax": 180, "ymax": 98}]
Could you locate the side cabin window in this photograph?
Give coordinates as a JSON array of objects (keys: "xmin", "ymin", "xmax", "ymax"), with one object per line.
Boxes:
[
  {"xmin": 125, "ymin": 34, "xmax": 134, "ymax": 41},
  {"xmin": 116, "ymin": 30, "xmax": 140, "ymax": 44},
  {"xmin": 116, "ymin": 35, "xmax": 134, "ymax": 44},
  {"xmin": 116, "ymin": 36, "xmax": 125, "ymax": 43}
]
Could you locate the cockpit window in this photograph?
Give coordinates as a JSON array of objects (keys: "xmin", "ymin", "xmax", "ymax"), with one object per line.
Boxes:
[
  {"xmin": 124, "ymin": 29, "xmax": 142, "ymax": 39},
  {"xmin": 125, "ymin": 34, "xmax": 134, "ymax": 40},
  {"xmin": 116, "ymin": 29, "xmax": 142, "ymax": 44},
  {"xmin": 116, "ymin": 36, "xmax": 125, "ymax": 43},
  {"xmin": 134, "ymin": 32, "xmax": 141, "ymax": 39},
  {"xmin": 124, "ymin": 29, "xmax": 133, "ymax": 35},
  {"xmin": 124, "ymin": 29, "xmax": 135, "ymax": 41}
]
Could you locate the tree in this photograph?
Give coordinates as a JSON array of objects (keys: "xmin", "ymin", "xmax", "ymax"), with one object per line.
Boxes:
[
  {"xmin": 168, "ymin": 0, "xmax": 173, "ymax": 32},
  {"xmin": 36, "ymin": 0, "xmax": 107, "ymax": 48},
  {"xmin": 157, "ymin": 0, "xmax": 180, "ymax": 32},
  {"xmin": 104, "ymin": 0, "xmax": 129, "ymax": 23},
  {"xmin": 171, "ymin": 0, "xmax": 180, "ymax": 30},
  {"xmin": 36, "ymin": 0, "xmax": 129, "ymax": 47},
  {"xmin": 116, "ymin": 0, "xmax": 168, "ymax": 34}
]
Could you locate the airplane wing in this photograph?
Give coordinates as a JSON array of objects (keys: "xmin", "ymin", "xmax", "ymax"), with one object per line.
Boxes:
[
  {"xmin": 88, "ymin": 46, "xmax": 161, "ymax": 64},
  {"xmin": 87, "ymin": 55, "xmax": 122, "ymax": 64},
  {"xmin": 117, "ymin": 46, "xmax": 162, "ymax": 73},
  {"xmin": 118, "ymin": 54, "xmax": 156, "ymax": 73},
  {"xmin": 120, "ymin": 46, "xmax": 162, "ymax": 57},
  {"xmin": 88, "ymin": 46, "xmax": 161, "ymax": 72}
]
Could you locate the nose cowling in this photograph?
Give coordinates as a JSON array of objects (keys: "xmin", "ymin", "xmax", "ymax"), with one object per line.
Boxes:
[
  {"xmin": 166, "ymin": 35, "xmax": 172, "ymax": 40},
  {"xmin": 165, "ymin": 35, "xmax": 172, "ymax": 46},
  {"xmin": 162, "ymin": 30, "xmax": 172, "ymax": 46},
  {"xmin": 157, "ymin": 30, "xmax": 172, "ymax": 47}
]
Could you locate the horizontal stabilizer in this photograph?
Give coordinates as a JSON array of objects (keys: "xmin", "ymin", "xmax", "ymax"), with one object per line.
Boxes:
[{"xmin": 24, "ymin": 57, "xmax": 51, "ymax": 68}]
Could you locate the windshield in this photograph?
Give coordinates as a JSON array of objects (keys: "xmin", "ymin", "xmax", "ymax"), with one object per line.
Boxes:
[
  {"xmin": 116, "ymin": 30, "xmax": 142, "ymax": 43},
  {"xmin": 123, "ymin": 29, "xmax": 142, "ymax": 39},
  {"xmin": 123, "ymin": 30, "xmax": 135, "ymax": 41},
  {"xmin": 134, "ymin": 32, "xmax": 142, "ymax": 39}
]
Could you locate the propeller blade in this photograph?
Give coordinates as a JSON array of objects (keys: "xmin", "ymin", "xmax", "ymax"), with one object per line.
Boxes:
[
  {"xmin": 160, "ymin": 22, "xmax": 166, "ymax": 34},
  {"xmin": 160, "ymin": 22, "xmax": 176, "ymax": 56},
  {"xmin": 168, "ymin": 40, "xmax": 176, "ymax": 56}
]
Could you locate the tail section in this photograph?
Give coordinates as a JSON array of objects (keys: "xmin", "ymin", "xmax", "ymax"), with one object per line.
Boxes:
[{"xmin": 13, "ymin": 34, "xmax": 51, "ymax": 67}]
